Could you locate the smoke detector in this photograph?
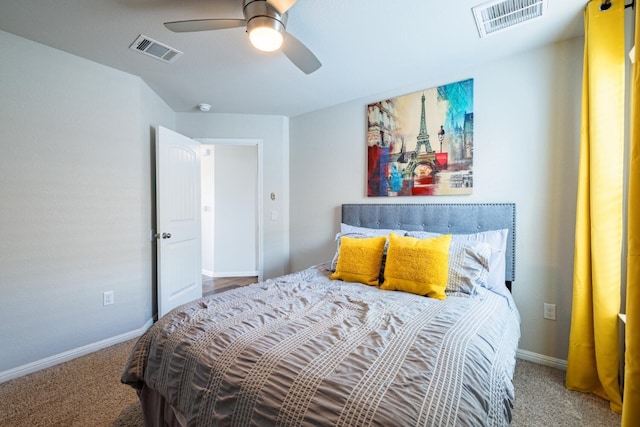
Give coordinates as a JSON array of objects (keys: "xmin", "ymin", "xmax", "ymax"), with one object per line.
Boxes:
[
  {"xmin": 472, "ymin": 0, "xmax": 548, "ymax": 38},
  {"xmin": 198, "ymin": 103, "xmax": 212, "ymax": 112}
]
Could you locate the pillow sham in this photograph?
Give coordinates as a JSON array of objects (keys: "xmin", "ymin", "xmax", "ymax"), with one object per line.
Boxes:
[
  {"xmin": 447, "ymin": 240, "xmax": 492, "ymax": 295},
  {"xmin": 330, "ymin": 235, "xmax": 387, "ymax": 286},
  {"xmin": 406, "ymin": 228, "xmax": 509, "ymax": 291},
  {"xmin": 380, "ymin": 233, "xmax": 452, "ymax": 299}
]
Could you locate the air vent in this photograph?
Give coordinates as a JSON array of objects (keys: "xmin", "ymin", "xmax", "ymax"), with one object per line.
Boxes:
[
  {"xmin": 129, "ymin": 35, "xmax": 183, "ymax": 63},
  {"xmin": 472, "ymin": 0, "xmax": 548, "ymax": 38}
]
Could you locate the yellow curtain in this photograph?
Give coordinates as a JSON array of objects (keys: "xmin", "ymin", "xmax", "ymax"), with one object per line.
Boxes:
[
  {"xmin": 566, "ymin": 0, "xmax": 625, "ymax": 413},
  {"xmin": 622, "ymin": 3, "xmax": 640, "ymax": 425}
]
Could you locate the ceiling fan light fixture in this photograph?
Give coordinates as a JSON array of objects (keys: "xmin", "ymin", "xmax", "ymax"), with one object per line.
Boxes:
[
  {"xmin": 165, "ymin": 0, "xmax": 321, "ymax": 73},
  {"xmin": 247, "ymin": 16, "xmax": 284, "ymax": 52}
]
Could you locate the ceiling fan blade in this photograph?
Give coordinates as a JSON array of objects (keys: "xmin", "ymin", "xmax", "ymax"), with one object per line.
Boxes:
[
  {"xmin": 164, "ymin": 19, "xmax": 246, "ymax": 33},
  {"xmin": 281, "ymin": 33, "xmax": 321, "ymax": 74},
  {"xmin": 266, "ymin": 0, "xmax": 297, "ymax": 15}
]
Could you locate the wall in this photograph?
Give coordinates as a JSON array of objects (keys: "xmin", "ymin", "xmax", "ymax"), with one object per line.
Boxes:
[
  {"xmin": 290, "ymin": 37, "xmax": 584, "ymax": 364},
  {"xmin": 200, "ymin": 144, "xmax": 259, "ymax": 277},
  {"xmin": 0, "ymin": 25, "xmax": 583, "ymax": 375},
  {"xmin": 0, "ymin": 30, "xmax": 174, "ymax": 376},
  {"xmin": 0, "ymin": 29, "xmax": 290, "ymax": 375},
  {"xmin": 176, "ymin": 114, "xmax": 289, "ymax": 280},
  {"xmin": 213, "ymin": 145, "xmax": 258, "ymax": 276}
]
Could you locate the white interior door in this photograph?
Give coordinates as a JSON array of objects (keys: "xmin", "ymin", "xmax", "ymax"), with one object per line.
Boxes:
[{"xmin": 156, "ymin": 126, "xmax": 202, "ymax": 318}]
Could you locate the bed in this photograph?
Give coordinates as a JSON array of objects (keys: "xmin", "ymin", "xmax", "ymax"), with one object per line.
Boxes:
[{"xmin": 122, "ymin": 203, "xmax": 520, "ymax": 426}]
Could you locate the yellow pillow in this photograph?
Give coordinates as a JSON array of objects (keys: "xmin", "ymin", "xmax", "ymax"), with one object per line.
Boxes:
[
  {"xmin": 330, "ymin": 235, "xmax": 387, "ymax": 286},
  {"xmin": 381, "ymin": 233, "xmax": 452, "ymax": 299}
]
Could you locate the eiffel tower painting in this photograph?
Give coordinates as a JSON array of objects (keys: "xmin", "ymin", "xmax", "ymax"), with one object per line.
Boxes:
[
  {"xmin": 367, "ymin": 78, "xmax": 474, "ymax": 197},
  {"xmin": 415, "ymin": 93, "xmax": 433, "ymax": 154}
]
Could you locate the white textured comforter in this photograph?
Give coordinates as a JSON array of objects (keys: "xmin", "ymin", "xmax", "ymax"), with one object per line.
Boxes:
[{"xmin": 122, "ymin": 264, "xmax": 521, "ymax": 426}]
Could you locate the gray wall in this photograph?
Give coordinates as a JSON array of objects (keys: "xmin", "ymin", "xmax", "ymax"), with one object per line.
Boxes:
[
  {"xmin": 0, "ymin": 25, "xmax": 586, "ymax": 375},
  {"xmin": 290, "ymin": 37, "xmax": 584, "ymax": 364},
  {"xmin": 0, "ymin": 30, "xmax": 174, "ymax": 374},
  {"xmin": 0, "ymin": 30, "xmax": 292, "ymax": 376}
]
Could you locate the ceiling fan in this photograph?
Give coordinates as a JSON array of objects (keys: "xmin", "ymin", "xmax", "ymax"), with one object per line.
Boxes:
[{"xmin": 164, "ymin": 0, "xmax": 321, "ymax": 74}]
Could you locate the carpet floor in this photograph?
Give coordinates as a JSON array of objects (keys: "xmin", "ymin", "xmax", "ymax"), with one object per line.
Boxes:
[{"xmin": 0, "ymin": 337, "xmax": 622, "ymax": 426}]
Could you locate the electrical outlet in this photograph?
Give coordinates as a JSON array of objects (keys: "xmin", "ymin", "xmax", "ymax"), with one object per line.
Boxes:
[
  {"xmin": 103, "ymin": 291, "xmax": 114, "ymax": 306},
  {"xmin": 543, "ymin": 303, "xmax": 556, "ymax": 320}
]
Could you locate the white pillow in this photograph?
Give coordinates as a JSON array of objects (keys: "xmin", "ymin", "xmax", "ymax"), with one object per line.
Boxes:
[
  {"xmin": 406, "ymin": 229, "xmax": 509, "ymax": 292},
  {"xmin": 339, "ymin": 223, "xmax": 407, "ymax": 236}
]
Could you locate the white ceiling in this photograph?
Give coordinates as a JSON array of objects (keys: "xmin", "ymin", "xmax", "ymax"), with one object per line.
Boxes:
[{"xmin": 0, "ymin": 0, "xmax": 587, "ymax": 117}]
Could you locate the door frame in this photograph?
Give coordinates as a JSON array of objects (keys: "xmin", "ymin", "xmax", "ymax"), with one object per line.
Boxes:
[{"xmin": 197, "ymin": 138, "xmax": 264, "ymax": 282}]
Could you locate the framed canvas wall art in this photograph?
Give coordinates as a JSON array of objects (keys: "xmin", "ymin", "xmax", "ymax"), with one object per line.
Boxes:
[{"xmin": 367, "ymin": 78, "xmax": 474, "ymax": 197}]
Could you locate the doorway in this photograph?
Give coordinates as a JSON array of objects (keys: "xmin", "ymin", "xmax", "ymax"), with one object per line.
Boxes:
[{"xmin": 198, "ymin": 139, "xmax": 263, "ymax": 293}]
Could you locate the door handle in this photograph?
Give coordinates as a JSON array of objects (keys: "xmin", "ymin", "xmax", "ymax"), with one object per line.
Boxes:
[{"xmin": 162, "ymin": 232, "xmax": 172, "ymax": 239}]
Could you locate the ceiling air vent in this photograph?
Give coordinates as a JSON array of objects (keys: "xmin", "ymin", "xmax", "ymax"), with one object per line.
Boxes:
[
  {"xmin": 129, "ymin": 35, "xmax": 183, "ymax": 63},
  {"xmin": 472, "ymin": 0, "xmax": 548, "ymax": 38}
]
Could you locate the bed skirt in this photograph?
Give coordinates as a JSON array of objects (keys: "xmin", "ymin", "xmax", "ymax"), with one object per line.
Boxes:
[{"xmin": 139, "ymin": 384, "xmax": 186, "ymax": 427}]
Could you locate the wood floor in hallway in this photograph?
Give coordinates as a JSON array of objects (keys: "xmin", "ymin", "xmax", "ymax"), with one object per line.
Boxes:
[{"xmin": 202, "ymin": 275, "xmax": 258, "ymax": 295}]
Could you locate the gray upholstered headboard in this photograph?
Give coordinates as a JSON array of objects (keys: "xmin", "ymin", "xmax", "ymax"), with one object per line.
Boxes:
[{"xmin": 341, "ymin": 203, "xmax": 516, "ymax": 286}]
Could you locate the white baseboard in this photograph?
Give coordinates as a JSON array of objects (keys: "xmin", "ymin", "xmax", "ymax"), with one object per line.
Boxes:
[
  {"xmin": 0, "ymin": 318, "xmax": 154, "ymax": 384},
  {"xmin": 202, "ymin": 269, "xmax": 214, "ymax": 277},
  {"xmin": 213, "ymin": 271, "xmax": 259, "ymax": 278},
  {"xmin": 517, "ymin": 348, "xmax": 567, "ymax": 370}
]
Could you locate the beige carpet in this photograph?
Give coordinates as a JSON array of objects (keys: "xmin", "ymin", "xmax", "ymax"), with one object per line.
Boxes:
[
  {"xmin": 512, "ymin": 359, "xmax": 620, "ymax": 426},
  {"xmin": 0, "ymin": 340, "xmax": 142, "ymax": 427},
  {"xmin": 0, "ymin": 339, "xmax": 622, "ymax": 426}
]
